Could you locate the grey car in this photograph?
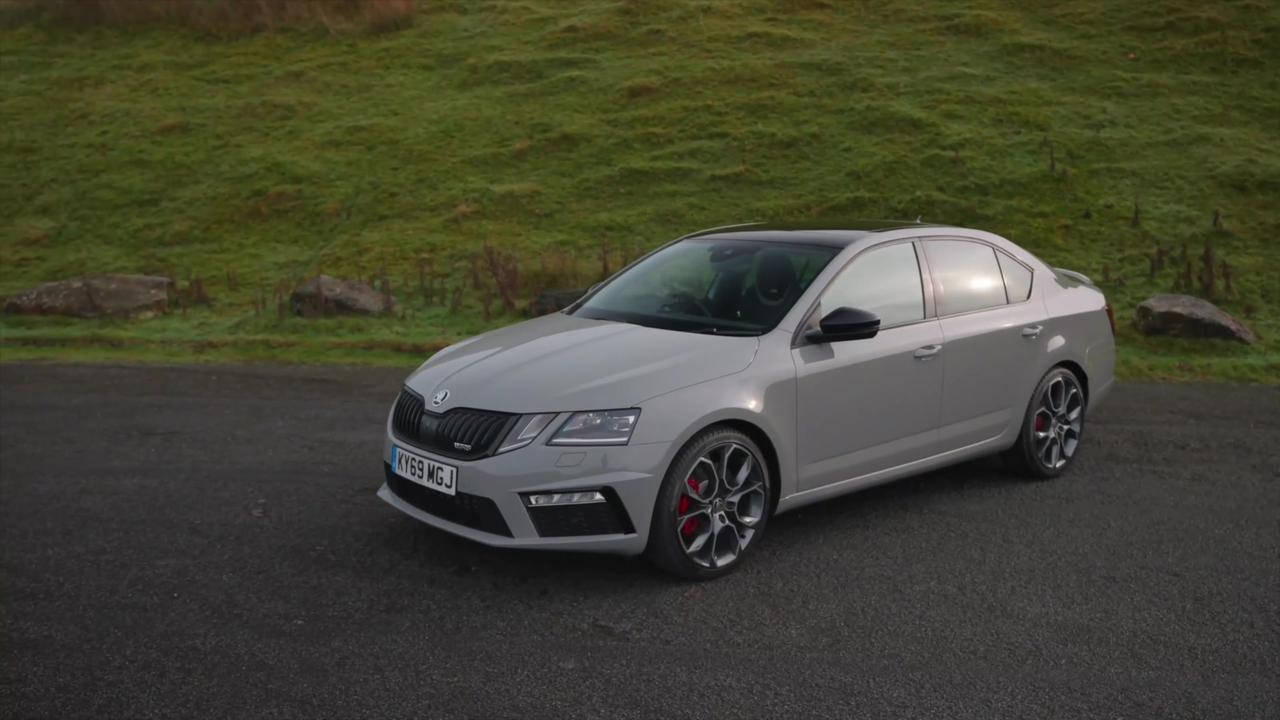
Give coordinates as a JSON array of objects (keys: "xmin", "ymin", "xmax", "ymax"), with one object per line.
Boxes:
[{"xmin": 378, "ymin": 221, "xmax": 1116, "ymax": 579}]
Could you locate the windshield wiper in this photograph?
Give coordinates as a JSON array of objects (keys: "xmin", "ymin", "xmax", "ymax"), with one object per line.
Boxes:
[{"xmin": 687, "ymin": 327, "xmax": 759, "ymax": 336}]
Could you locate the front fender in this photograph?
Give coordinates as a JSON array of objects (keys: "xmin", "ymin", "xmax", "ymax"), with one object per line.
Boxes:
[{"xmin": 632, "ymin": 362, "xmax": 799, "ymax": 504}]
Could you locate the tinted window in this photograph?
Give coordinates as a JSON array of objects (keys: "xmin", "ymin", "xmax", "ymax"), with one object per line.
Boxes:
[
  {"xmin": 572, "ymin": 239, "xmax": 837, "ymax": 335},
  {"xmin": 997, "ymin": 251, "xmax": 1032, "ymax": 302},
  {"xmin": 926, "ymin": 240, "xmax": 1007, "ymax": 315},
  {"xmin": 817, "ymin": 242, "xmax": 924, "ymax": 327}
]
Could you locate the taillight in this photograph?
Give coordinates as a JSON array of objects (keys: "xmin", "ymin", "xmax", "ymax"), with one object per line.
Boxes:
[{"xmin": 1104, "ymin": 303, "xmax": 1116, "ymax": 335}]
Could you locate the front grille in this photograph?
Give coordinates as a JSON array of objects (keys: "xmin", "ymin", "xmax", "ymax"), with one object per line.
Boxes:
[
  {"xmin": 526, "ymin": 489, "xmax": 635, "ymax": 538},
  {"xmin": 391, "ymin": 388, "xmax": 517, "ymax": 461},
  {"xmin": 385, "ymin": 465, "xmax": 513, "ymax": 537}
]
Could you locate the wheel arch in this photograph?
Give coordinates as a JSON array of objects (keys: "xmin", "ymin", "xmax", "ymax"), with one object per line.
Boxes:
[
  {"xmin": 709, "ymin": 418, "xmax": 783, "ymax": 516},
  {"xmin": 1052, "ymin": 359, "xmax": 1089, "ymax": 403}
]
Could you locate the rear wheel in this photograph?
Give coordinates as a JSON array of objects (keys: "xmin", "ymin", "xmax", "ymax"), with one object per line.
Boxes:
[
  {"xmin": 645, "ymin": 427, "xmax": 771, "ymax": 580},
  {"xmin": 1003, "ymin": 367, "xmax": 1086, "ymax": 479}
]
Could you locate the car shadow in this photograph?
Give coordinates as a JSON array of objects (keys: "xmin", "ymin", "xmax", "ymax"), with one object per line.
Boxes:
[
  {"xmin": 381, "ymin": 455, "xmax": 1020, "ymax": 586},
  {"xmin": 385, "ymin": 519, "xmax": 656, "ymax": 590},
  {"xmin": 765, "ymin": 454, "xmax": 1016, "ymax": 542}
]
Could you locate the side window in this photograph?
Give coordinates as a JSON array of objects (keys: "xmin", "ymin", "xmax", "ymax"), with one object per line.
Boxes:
[
  {"xmin": 926, "ymin": 240, "xmax": 1007, "ymax": 315},
  {"xmin": 818, "ymin": 242, "xmax": 924, "ymax": 328},
  {"xmin": 997, "ymin": 251, "xmax": 1033, "ymax": 302}
]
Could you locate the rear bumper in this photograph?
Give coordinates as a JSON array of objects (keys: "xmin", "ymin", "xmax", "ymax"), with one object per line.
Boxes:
[
  {"xmin": 1089, "ymin": 375, "xmax": 1115, "ymax": 413},
  {"xmin": 378, "ymin": 425, "xmax": 671, "ymax": 555}
]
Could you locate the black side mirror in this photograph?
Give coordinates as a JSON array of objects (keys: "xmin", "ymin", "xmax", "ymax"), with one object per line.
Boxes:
[{"xmin": 805, "ymin": 307, "xmax": 880, "ymax": 344}]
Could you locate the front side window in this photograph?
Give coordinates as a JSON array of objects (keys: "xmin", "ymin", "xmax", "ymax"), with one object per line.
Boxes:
[
  {"xmin": 571, "ymin": 239, "xmax": 837, "ymax": 335},
  {"xmin": 926, "ymin": 240, "xmax": 1008, "ymax": 316},
  {"xmin": 815, "ymin": 242, "xmax": 925, "ymax": 328}
]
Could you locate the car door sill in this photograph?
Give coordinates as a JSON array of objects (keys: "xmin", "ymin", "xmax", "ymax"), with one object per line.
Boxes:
[{"xmin": 776, "ymin": 435, "xmax": 1005, "ymax": 514}]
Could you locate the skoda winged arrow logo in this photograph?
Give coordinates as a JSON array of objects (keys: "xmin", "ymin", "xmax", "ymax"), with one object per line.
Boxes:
[{"xmin": 431, "ymin": 389, "xmax": 450, "ymax": 407}]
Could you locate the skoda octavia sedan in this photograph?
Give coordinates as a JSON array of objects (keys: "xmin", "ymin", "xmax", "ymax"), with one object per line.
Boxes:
[{"xmin": 378, "ymin": 222, "xmax": 1115, "ymax": 579}]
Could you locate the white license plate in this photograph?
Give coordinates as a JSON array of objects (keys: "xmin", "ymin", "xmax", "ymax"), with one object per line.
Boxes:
[{"xmin": 391, "ymin": 446, "xmax": 457, "ymax": 496}]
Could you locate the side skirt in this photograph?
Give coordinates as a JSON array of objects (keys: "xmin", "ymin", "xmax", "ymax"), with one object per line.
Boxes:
[{"xmin": 775, "ymin": 435, "xmax": 1007, "ymax": 515}]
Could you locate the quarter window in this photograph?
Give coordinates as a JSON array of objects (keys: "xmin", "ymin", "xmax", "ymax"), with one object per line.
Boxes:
[
  {"xmin": 926, "ymin": 240, "xmax": 1007, "ymax": 315},
  {"xmin": 817, "ymin": 242, "xmax": 924, "ymax": 328},
  {"xmin": 997, "ymin": 251, "xmax": 1033, "ymax": 302}
]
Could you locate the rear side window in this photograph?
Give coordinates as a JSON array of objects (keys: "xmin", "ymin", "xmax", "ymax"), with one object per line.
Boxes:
[
  {"xmin": 817, "ymin": 242, "xmax": 924, "ymax": 328},
  {"xmin": 926, "ymin": 240, "xmax": 1007, "ymax": 315},
  {"xmin": 997, "ymin": 251, "xmax": 1033, "ymax": 302}
]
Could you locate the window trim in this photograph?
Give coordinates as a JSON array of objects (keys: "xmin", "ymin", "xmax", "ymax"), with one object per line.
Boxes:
[
  {"xmin": 918, "ymin": 236, "xmax": 1036, "ymax": 320},
  {"xmin": 993, "ymin": 246, "xmax": 1035, "ymax": 304},
  {"xmin": 791, "ymin": 238, "xmax": 935, "ymax": 347}
]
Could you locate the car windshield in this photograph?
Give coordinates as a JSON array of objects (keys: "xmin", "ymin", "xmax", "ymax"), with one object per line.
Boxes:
[{"xmin": 569, "ymin": 239, "xmax": 838, "ymax": 335}]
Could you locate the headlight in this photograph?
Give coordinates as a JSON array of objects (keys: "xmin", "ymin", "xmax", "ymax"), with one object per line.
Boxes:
[
  {"xmin": 549, "ymin": 409, "xmax": 640, "ymax": 446},
  {"xmin": 496, "ymin": 413, "xmax": 557, "ymax": 454}
]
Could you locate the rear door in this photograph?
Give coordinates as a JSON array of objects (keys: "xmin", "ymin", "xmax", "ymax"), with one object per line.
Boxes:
[
  {"xmin": 792, "ymin": 240, "xmax": 944, "ymax": 491},
  {"xmin": 923, "ymin": 238, "xmax": 1047, "ymax": 449}
]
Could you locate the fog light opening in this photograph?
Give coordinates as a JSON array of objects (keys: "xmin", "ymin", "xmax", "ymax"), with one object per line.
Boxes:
[{"xmin": 524, "ymin": 490, "xmax": 606, "ymax": 507}]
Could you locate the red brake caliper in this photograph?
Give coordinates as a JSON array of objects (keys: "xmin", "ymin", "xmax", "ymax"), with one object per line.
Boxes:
[
  {"xmin": 1034, "ymin": 414, "xmax": 1049, "ymax": 432},
  {"xmin": 679, "ymin": 476, "xmax": 700, "ymax": 537}
]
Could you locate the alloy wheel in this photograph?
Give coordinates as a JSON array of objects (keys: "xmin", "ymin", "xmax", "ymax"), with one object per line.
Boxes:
[
  {"xmin": 675, "ymin": 442, "xmax": 767, "ymax": 569},
  {"xmin": 1033, "ymin": 374, "xmax": 1084, "ymax": 470}
]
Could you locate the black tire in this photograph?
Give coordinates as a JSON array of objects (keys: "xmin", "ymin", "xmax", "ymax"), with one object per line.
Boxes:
[
  {"xmin": 645, "ymin": 426, "xmax": 772, "ymax": 580},
  {"xmin": 1003, "ymin": 366, "xmax": 1087, "ymax": 479}
]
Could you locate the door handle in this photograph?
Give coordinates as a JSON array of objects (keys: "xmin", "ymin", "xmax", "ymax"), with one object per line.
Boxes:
[
  {"xmin": 913, "ymin": 344, "xmax": 942, "ymax": 359},
  {"xmin": 1021, "ymin": 325, "xmax": 1043, "ymax": 338}
]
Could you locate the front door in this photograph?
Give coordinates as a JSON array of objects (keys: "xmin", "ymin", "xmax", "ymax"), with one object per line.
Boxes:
[{"xmin": 792, "ymin": 240, "xmax": 944, "ymax": 491}]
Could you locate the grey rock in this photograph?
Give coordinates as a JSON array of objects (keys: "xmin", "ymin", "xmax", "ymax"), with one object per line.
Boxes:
[
  {"xmin": 290, "ymin": 275, "xmax": 392, "ymax": 317},
  {"xmin": 3, "ymin": 275, "xmax": 175, "ymax": 319},
  {"xmin": 1134, "ymin": 293, "xmax": 1257, "ymax": 344}
]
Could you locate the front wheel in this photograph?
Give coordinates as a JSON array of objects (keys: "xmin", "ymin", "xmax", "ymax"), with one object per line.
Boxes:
[
  {"xmin": 645, "ymin": 427, "xmax": 772, "ymax": 580},
  {"xmin": 1003, "ymin": 367, "xmax": 1086, "ymax": 479}
]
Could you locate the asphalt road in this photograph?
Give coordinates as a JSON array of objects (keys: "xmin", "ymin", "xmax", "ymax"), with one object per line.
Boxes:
[{"xmin": 1, "ymin": 364, "xmax": 1277, "ymax": 719}]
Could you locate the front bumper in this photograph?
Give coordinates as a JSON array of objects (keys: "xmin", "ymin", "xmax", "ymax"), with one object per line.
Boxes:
[{"xmin": 377, "ymin": 425, "xmax": 671, "ymax": 555}]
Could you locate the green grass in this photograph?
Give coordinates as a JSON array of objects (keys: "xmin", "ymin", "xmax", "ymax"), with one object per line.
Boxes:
[{"xmin": 2, "ymin": 0, "xmax": 1278, "ymax": 380}]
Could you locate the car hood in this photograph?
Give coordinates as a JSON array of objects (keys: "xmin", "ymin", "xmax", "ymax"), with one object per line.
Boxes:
[{"xmin": 405, "ymin": 313, "xmax": 758, "ymax": 412}]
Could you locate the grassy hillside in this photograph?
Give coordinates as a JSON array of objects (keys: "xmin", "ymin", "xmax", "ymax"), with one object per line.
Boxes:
[{"xmin": 2, "ymin": 0, "xmax": 1277, "ymax": 379}]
